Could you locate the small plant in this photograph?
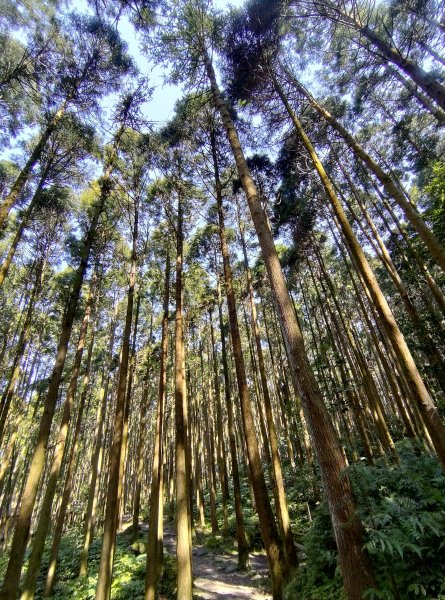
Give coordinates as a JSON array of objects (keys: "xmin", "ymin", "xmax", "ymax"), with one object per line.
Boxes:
[{"xmin": 285, "ymin": 442, "xmax": 445, "ymax": 600}]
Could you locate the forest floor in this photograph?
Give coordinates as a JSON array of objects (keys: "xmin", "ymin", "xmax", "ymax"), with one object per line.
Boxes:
[{"xmin": 138, "ymin": 522, "xmax": 272, "ymax": 600}]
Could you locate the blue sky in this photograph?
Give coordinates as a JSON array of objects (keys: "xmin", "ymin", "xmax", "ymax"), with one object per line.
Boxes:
[{"xmin": 117, "ymin": 0, "xmax": 244, "ymax": 124}]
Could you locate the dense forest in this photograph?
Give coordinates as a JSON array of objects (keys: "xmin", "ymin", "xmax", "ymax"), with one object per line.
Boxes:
[{"xmin": 1, "ymin": 0, "xmax": 445, "ymax": 598}]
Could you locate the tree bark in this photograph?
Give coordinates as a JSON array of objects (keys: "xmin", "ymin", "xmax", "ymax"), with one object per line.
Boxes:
[
  {"xmin": 0, "ymin": 102, "xmax": 68, "ymax": 230},
  {"xmin": 95, "ymin": 201, "xmax": 138, "ymax": 600},
  {"xmin": 212, "ymin": 136, "xmax": 285, "ymax": 597},
  {"xmin": 0, "ymin": 178, "xmax": 108, "ymax": 600},
  {"xmin": 20, "ymin": 276, "xmax": 96, "ymax": 600},
  {"xmin": 43, "ymin": 299, "xmax": 98, "ymax": 596},
  {"xmin": 274, "ymin": 81, "xmax": 445, "ymax": 469},
  {"xmin": 174, "ymin": 192, "xmax": 193, "ymax": 600},
  {"xmin": 203, "ymin": 49, "xmax": 376, "ymax": 600},
  {"xmin": 281, "ymin": 69, "xmax": 445, "ymax": 270}
]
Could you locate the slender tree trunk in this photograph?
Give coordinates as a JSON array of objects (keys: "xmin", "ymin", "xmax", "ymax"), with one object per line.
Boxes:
[
  {"xmin": 0, "ymin": 178, "xmax": 45, "ymax": 289},
  {"xmin": 203, "ymin": 49, "xmax": 376, "ymax": 600},
  {"xmin": 336, "ymin": 173, "xmax": 445, "ymax": 393},
  {"xmin": 0, "ymin": 101, "xmax": 68, "ymax": 230},
  {"xmin": 211, "ymin": 130, "xmax": 285, "ymax": 598},
  {"xmin": 43, "ymin": 300, "xmax": 98, "ymax": 596},
  {"xmin": 0, "ymin": 258, "xmax": 44, "ymax": 442},
  {"xmin": 386, "ymin": 65, "xmax": 445, "ymax": 125},
  {"xmin": 311, "ymin": 0, "xmax": 445, "ymax": 109},
  {"xmin": 208, "ymin": 311, "xmax": 229, "ymax": 533},
  {"xmin": 282, "ymin": 70, "xmax": 445, "ymax": 269},
  {"xmin": 131, "ymin": 315, "xmax": 154, "ymax": 543},
  {"xmin": 0, "ymin": 180, "xmax": 108, "ymax": 600},
  {"xmin": 237, "ymin": 212, "xmax": 298, "ymax": 571},
  {"xmin": 79, "ymin": 307, "xmax": 118, "ymax": 578},
  {"xmin": 275, "ymin": 82, "xmax": 445, "ymax": 468},
  {"xmin": 95, "ymin": 202, "xmax": 138, "ymax": 600},
  {"xmin": 20, "ymin": 276, "xmax": 96, "ymax": 600},
  {"xmin": 174, "ymin": 193, "xmax": 193, "ymax": 600},
  {"xmin": 202, "ymin": 357, "xmax": 219, "ymax": 534},
  {"xmin": 215, "ymin": 285, "xmax": 250, "ymax": 567}
]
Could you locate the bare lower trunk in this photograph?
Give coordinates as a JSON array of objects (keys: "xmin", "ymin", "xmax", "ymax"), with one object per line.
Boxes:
[
  {"xmin": 275, "ymin": 81, "xmax": 445, "ymax": 469},
  {"xmin": 44, "ymin": 305, "xmax": 98, "ymax": 596},
  {"xmin": 0, "ymin": 185, "xmax": 107, "ymax": 600},
  {"xmin": 20, "ymin": 279, "xmax": 95, "ymax": 600},
  {"xmin": 174, "ymin": 195, "xmax": 193, "ymax": 600},
  {"xmin": 95, "ymin": 204, "xmax": 138, "ymax": 600},
  {"xmin": 203, "ymin": 50, "xmax": 376, "ymax": 600}
]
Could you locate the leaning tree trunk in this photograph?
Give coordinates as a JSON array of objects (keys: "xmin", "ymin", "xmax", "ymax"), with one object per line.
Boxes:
[
  {"xmin": 43, "ymin": 296, "xmax": 98, "ymax": 597},
  {"xmin": 0, "ymin": 178, "xmax": 45, "ymax": 289},
  {"xmin": 312, "ymin": 0, "xmax": 445, "ymax": 110},
  {"xmin": 274, "ymin": 82, "xmax": 445, "ymax": 469},
  {"xmin": 385, "ymin": 65, "xmax": 445, "ymax": 125},
  {"xmin": 282, "ymin": 68, "xmax": 445, "ymax": 270},
  {"xmin": 203, "ymin": 48, "xmax": 376, "ymax": 600},
  {"xmin": 20, "ymin": 276, "xmax": 96, "ymax": 600},
  {"xmin": 0, "ymin": 257, "xmax": 44, "ymax": 443},
  {"xmin": 0, "ymin": 100, "xmax": 69, "ymax": 230}
]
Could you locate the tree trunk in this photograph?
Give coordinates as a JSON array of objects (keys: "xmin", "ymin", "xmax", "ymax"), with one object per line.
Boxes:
[
  {"xmin": 386, "ymin": 65, "xmax": 445, "ymax": 125},
  {"xmin": 217, "ymin": 294, "xmax": 251, "ymax": 567},
  {"xmin": 211, "ymin": 130, "xmax": 285, "ymax": 598},
  {"xmin": 282, "ymin": 69, "xmax": 445, "ymax": 270},
  {"xmin": 0, "ymin": 102, "xmax": 68, "ymax": 230},
  {"xmin": 203, "ymin": 49, "xmax": 376, "ymax": 600},
  {"xmin": 0, "ymin": 179, "xmax": 108, "ymax": 600},
  {"xmin": 311, "ymin": 0, "xmax": 445, "ymax": 109},
  {"xmin": 0, "ymin": 178, "xmax": 44, "ymax": 289},
  {"xmin": 237, "ymin": 213, "xmax": 298, "ymax": 571},
  {"xmin": 43, "ymin": 299, "xmax": 98, "ymax": 596},
  {"xmin": 95, "ymin": 201, "xmax": 138, "ymax": 600},
  {"xmin": 20, "ymin": 276, "xmax": 96, "ymax": 600},
  {"xmin": 132, "ymin": 335, "xmax": 154, "ymax": 544},
  {"xmin": 0, "ymin": 258, "xmax": 44, "ymax": 443},
  {"xmin": 174, "ymin": 193, "xmax": 193, "ymax": 600},
  {"xmin": 79, "ymin": 307, "xmax": 118, "ymax": 578},
  {"xmin": 274, "ymin": 81, "xmax": 445, "ymax": 469}
]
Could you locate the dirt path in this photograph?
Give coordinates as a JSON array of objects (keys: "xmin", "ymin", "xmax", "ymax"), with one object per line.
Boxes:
[{"xmin": 161, "ymin": 524, "xmax": 272, "ymax": 600}]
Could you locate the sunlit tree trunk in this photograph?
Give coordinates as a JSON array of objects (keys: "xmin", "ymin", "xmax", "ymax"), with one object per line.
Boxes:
[
  {"xmin": 95, "ymin": 200, "xmax": 138, "ymax": 600},
  {"xmin": 79, "ymin": 304, "xmax": 117, "ymax": 577},
  {"xmin": 20, "ymin": 276, "xmax": 96, "ymax": 600},
  {"xmin": 203, "ymin": 49, "xmax": 376, "ymax": 600},
  {"xmin": 0, "ymin": 178, "xmax": 109, "ymax": 600},
  {"xmin": 174, "ymin": 191, "xmax": 193, "ymax": 600},
  {"xmin": 274, "ymin": 82, "xmax": 445, "ymax": 468},
  {"xmin": 44, "ymin": 299, "xmax": 98, "ymax": 596},
  {"xmin": 282, "ymin": 70, "xmax": 445, "ymax": 269}
]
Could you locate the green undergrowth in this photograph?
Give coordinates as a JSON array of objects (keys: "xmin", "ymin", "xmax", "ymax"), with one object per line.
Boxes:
[
  {"xmin": 3, "ymin": 441, "xmax": 444, "ymax": 600},
  {"xmin": 7, "ymin": 526, "xmax": 177, "ymax": 600},
  {"xmin": 285, "ymin": 441, "xmax": 445, "ymax": 600}
]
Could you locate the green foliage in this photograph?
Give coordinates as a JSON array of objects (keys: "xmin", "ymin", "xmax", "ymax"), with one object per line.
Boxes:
[
  {"xmin": 11, "ymin": 527, "xmax": 177, "ymax": 600},
  {"xmin": 284, "ymin": 500, "xmax": 345, "ymax": 600},
  {"xmin": 424, "ymin": 161, "xmax": 445, "ymax": 244},
  {"xmin": 285, "ymin": 442, "xmax": 445, "ymax": 600},
  {"xmin": 353, "ymin": 442, "xmax": 445, "ymax": 599}
]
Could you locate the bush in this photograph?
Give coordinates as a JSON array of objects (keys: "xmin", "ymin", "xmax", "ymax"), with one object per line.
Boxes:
[{"xmin": 285, "ymin": 442, "xmax": 445, "ymax": 600}]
